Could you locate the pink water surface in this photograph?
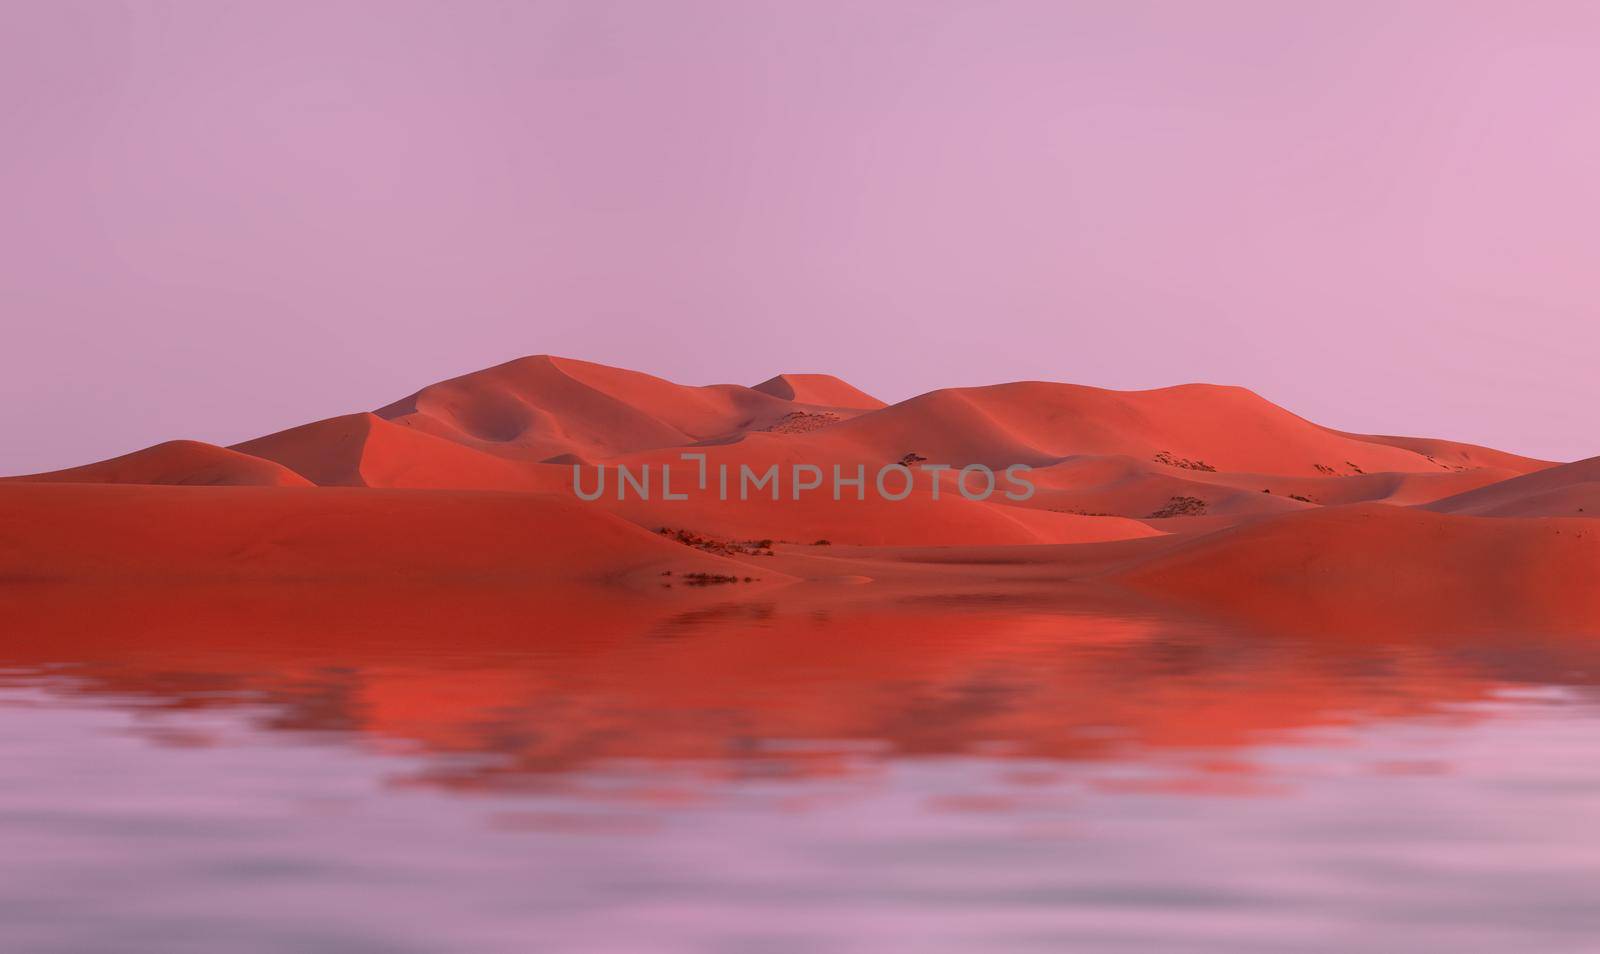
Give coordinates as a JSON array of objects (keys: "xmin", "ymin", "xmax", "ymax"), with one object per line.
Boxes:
[{"xmin": 2, "ymin": 587, "xmax": 1598, "ymax": 951}]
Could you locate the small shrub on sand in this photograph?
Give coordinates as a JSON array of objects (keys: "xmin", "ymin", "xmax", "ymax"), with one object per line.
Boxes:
[
  {"xmin": 1153, "ymin": 451, "xmax": 1216, "ymax": 472},
  {"xmin": 681, "ymin": 573, "xmax": 757, "ymax": 586},
  {"xmin": 1146, "ymin": 496, "xmax": 1207, "ymax": 518},
  {"xmin": 659, "ymin": 527, "xmax": 776, "ymax": 557}
]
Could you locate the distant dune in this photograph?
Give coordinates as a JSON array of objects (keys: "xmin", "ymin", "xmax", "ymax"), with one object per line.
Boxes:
[
  {"xmin": 751, "ymin": 372, "xmax": 886, "ymax": 409},
  {"xmin": 809, "ymin": 381, "xmax": 1543, "ymax": 476},
  {"xmin": 370, "ymin": 355, "xmax": 873, "ymax": 462},
  {"xmin": 3, "ymin": 354, "xmax": 1591, "ymax": 634}
]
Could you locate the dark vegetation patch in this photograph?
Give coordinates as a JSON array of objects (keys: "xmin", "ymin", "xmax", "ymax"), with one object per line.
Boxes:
[
  {"xmin": 1154, "ymin": 451, "xmax": 1216, "ymax": 472},
  {"xmin": 1315, "ymin": 461, "xmax": 1368, "ymax": 476},
  {"xmin": 658, "ymin": 527, "xmax": 775, "ymax": 557},
  {"xmin": 1146, "ymin": 496, "xmax": 1208, "ymax": 518},
  {"xmin": 681, "ymin": 572, "xmax": 758, "ymax": 586},
  {"xmin": 1262, "ymin": 488, "xmax": 1317, "ymax": 503},
  {"xmin": 762, "ymin": 411, "xmax": 841, "ymax": 434}
]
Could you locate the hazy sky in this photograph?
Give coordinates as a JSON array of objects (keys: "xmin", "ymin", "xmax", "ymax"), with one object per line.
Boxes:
[{"xmin": 4, "ymin": 0, "xmax": 1598, "ymax": 473}]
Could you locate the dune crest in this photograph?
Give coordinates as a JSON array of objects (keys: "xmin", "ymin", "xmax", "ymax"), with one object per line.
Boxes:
[
  {"xmin": 811, "ymin": 381, "xmax": 1548, "ymax": 477},
  {"xmin": 752, "ymin": 372, "xmax": 886, "ymax": 409},
  {"xmin": 233, "ymin": 412, "xmax": 547, "ymax": 490},
  {"xmin": 6, "ymin": 440, "xmax": 311, "ymax": 488},
  {"xmin": 371, "ymin": 355, "xmax": 877, "ymax": 462}
]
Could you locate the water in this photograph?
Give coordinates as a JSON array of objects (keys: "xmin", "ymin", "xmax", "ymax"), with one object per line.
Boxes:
[{"xmin": 2, "ymin": 584, "xmax": 1598, "ymax": 952}]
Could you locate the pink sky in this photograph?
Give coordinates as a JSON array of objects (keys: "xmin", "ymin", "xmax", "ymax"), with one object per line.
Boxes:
[{"xmin": 3, "ymin": 0, "xmax": 1598, "ymax": 473}]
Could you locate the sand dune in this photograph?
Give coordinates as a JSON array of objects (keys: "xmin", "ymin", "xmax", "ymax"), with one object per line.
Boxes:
[
  {"xmin": 0, "ymin": 482, "xmax": 777, "ymax": 586},
  {"xmin": 4, "ymin": 355, "xmax": 1591, "ymax": 636},
  {"xmin": 13, "ymin": 356, "xmax": 1542, "ymax": 516},
  {"xmin": 372, "ymin": 355, "xmax": 874, "ymax": 462},
  {"xmin": 7, "ymin": 440, "xmax": 311, "ymax": 487},
  {"xmin": 1116, "ymin": 504, "xmax": 1600, "ymax": 634},
  {"xmin": 1424, "ymin": 456, "xmax": 1600, "ymax": 518},
  {"xmin": 233, "ymin": 412, "xmax": 549, "ymax": 490},
  {"xmin": 752, "ymin": 372, "xmax": 886, "ymax": 409},
  {"xmin": 804, "ymin": 381, "xmax": 1540, "ymax": 477},
  {"xmin": 1328, "ymin": 429, "xmax": 1551, "ymax": 474},
  {"xmin": 1016, "ymin": 455, "xmax": 1525, "ymax": 524}
]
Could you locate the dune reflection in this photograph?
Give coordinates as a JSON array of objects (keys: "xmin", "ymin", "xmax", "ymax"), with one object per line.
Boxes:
[{"xmin": 3, "ymin": 582, "xmax": 1596, "ymax": 795}]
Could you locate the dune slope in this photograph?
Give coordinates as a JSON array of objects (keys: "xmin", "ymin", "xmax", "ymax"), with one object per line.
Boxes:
[
  {"xmin": 1425, "ymin": 456, "xmax": 1600, "ymax": 518},
  {"xmin": 807, "ymin": 381, "xmax": 1541, "ymax": 478},
  {"xmin": 752, "ymin": 373, "xmax": 886, "ymax": 409},
  {"xmin": 233, "ymin": 413, "xmax": 547, "ymax": 490},
  {"xmin": 0, "ymin": 482, "xmax": 781, "ymax": 586},
  {"xmin": 1116, "ymin": 504, "xmax": 1600, "ymax": 634},
  {"xmin": 6, "ymin": 440, "xmax": 311, "ymax": 488},
  {"xmin": 373, "ymin": 355, "xmax": 869, "ymax": 461}
]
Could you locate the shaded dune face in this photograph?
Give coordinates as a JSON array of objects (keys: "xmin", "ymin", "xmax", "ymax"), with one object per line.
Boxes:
[
  {"xmin": 371, "ymin": 355, "xmax": 864, "ymax": 462},
  {"xmin": 232, "ymin": 413, "xmax": 548, "ymax": 491},
  {"xmin": 1424, "ymin": 455, "xmax": 1600, "ymax": 518}
]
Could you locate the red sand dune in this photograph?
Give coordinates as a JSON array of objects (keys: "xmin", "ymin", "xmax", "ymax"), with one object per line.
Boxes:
[
  {"xmin": 0, "ymin": 482, "xmax": 778, "ymax": 586},
  {"xmin": 233, "ymin": 412, "xmax": 546, "ymax": 491},
  {"xmin": 578, "ymin": 434, "xmax": 1158, "ymax": 545},
  {"xmin": 1016, "ymin": 454, "xmax": 1525, "ymax": 526},
  {"xmin": 1328, "ymin": 429, "xmax": 1551, "ymax": 473},
  {"xmin": 4, "ymin": 354, "xmax": 1593, "ymax": 636},
  {"xmin": 1424, "ymin": 455, "xmax": 1600, "ymax": 518},
  {"xmin": 10, "ymin": 356, "xmax": 1549, "ymax": 543},
  {"xmin": 372, "ymin": 355, "xmax": 873, "ymax": 462},
  {"xmin": 805, "ymin": 381, "xmax": 1550, "ymax": 477},
  {"xmin": 751, "ymin": 372, "xmax": 886, "ymax": 409},
  {"xmin": 7, "ymin": 439, "xmax": 311, "ymax": 487},
  {"xmin": 1116, "ymin": 503, "xmax": 1600, "ymax": 634}
]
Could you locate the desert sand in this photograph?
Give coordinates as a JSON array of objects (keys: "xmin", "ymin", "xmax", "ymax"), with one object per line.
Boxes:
[{"xmin": 4, "ymin": 355, "xmax": 1593, "ymax": 635}]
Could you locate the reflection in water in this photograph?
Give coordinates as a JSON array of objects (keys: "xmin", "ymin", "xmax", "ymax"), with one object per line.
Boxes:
[{"xmin": 2, "ymin": 583, "xmax": 1600, "ymax": 951}]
